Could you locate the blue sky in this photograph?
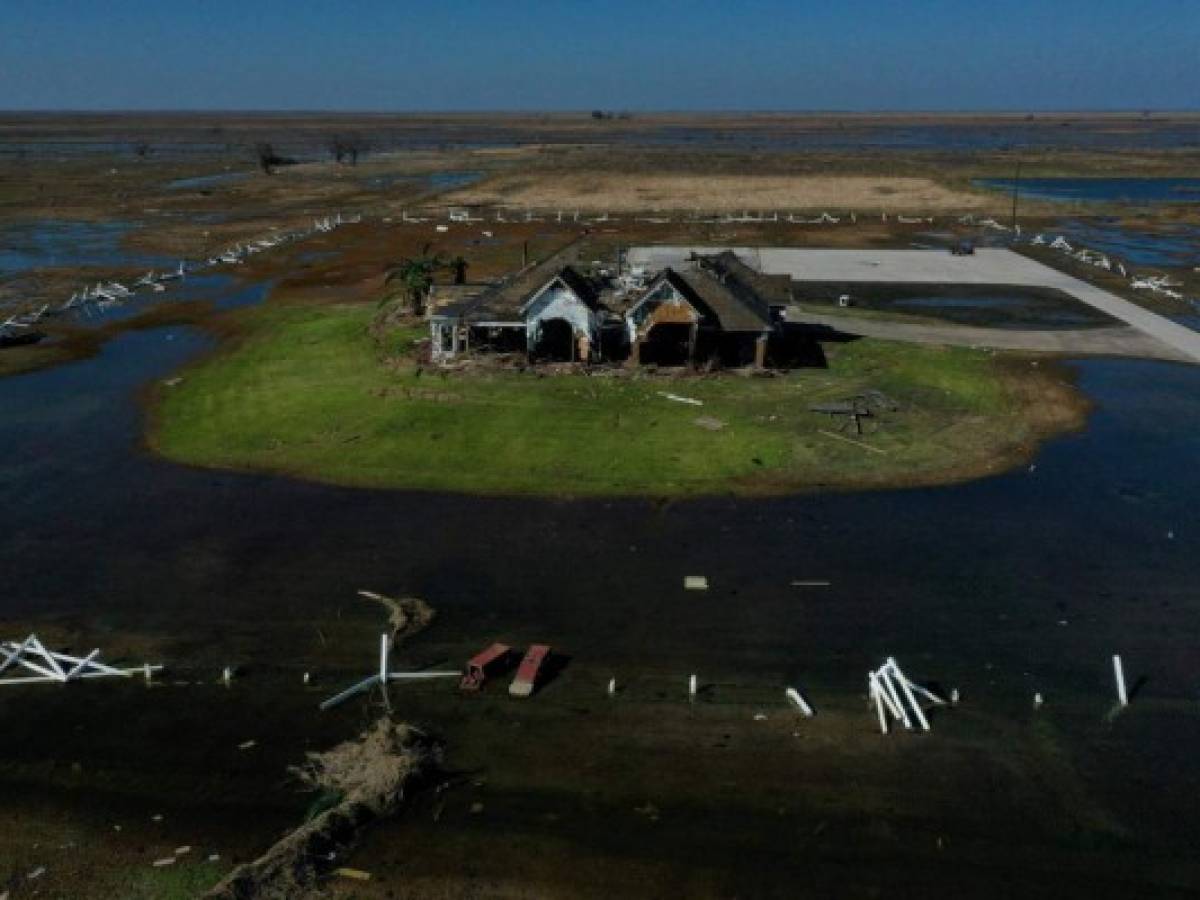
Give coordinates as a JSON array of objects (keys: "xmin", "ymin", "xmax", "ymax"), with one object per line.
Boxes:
[{"xmin": 2, "ymin": 0, "xmax": 1197, "ymax": 111}]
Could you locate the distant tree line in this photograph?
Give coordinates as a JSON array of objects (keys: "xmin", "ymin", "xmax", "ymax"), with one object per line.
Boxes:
[{"xmin": 590, "ymin": 110, "xmax": 633, "ymax": 121}]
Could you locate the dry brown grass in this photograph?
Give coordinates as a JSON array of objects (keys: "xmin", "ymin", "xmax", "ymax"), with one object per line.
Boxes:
[{"xmin": 445, "ymin": 172, "xmax": 992, "ymax": 213}]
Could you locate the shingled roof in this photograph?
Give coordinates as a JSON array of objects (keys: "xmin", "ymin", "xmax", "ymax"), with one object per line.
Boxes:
[
  {"xmin": 652, "ymin": 251, "xmax": 788, "ymax": 333},
  {"xmin": 436, "ymin": 261, "xmax": 601, "ymax": 324}
]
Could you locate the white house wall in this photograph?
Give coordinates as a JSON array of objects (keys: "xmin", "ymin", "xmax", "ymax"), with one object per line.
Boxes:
[{"xmin": 524, "ymin": 283, "xmax": 599, "ymax": 350}]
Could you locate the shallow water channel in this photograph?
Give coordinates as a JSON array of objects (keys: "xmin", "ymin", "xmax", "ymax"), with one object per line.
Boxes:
[{"xmin": 1, "ymin": 297, "xmax": 1200, "ymax": 892}]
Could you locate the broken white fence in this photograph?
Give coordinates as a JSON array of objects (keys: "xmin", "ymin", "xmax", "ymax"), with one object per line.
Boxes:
[
  {"xmin": 867, "ymin": 657, "xmax": 946, "ymax": 734},
  {"xmin": 319, "ymin": 633, "xmax": 458, "ymax": 711},
  {"xmin": 0, "ymin": 635, "xmax": 162, "ymax": 686}
]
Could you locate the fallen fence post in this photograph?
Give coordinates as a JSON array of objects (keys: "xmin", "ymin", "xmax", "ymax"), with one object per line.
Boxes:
[
  {"xmin": 1113, "ymin": 654, "xmax": 1129, "ymax": 707},
  {"xmin": 785, "ymin": 687, "xmax": 815, "ymax": 718}
]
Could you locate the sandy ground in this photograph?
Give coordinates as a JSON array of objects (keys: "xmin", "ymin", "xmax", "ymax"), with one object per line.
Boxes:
[{"xmin": 445, "ymin": 173, "xmax": 991, "ymax": 213}]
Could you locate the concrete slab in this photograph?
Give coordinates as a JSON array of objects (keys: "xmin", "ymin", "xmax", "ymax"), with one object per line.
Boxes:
[{"xmin": 626, "ymin": 246, "xmax": 1200, "ymax": 364}]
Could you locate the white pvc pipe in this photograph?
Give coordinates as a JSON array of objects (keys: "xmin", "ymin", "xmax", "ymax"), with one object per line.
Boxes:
[
  {"xmin": 879, "ymin": 669, "xmax": 911, "ymax": 729},
  {"xmin": 895, "ymin": 670, "xmax": 930, "ymax": 732},
  {"xmin": 379, "ymin": 634, "xmax": 390, "ymax": 684},
  {"xmin": 871, "ymin": 672, "xmax": 902, "ymax": 720},
  {"xmin": 688, "ymin": 674, "xmax": 697, "ymax": 701},
  {"xmin": 870, "ymin": 679, "xmax": 889, "ymax": 734},
  {"xmin": 785, "ymin": 687, "xmax": 815, "ymax": 718},
  {"xmin": 1113, "ymin": 654, "xmax": 1128, "ymax": 707}
]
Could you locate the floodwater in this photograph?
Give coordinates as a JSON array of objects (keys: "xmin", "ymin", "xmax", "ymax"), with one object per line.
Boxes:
[
  {"xmin": 1049, "ymin": 218, "xmax": 1200, "ymax": 268},
  {"xmin": 6, "ymin": 118, "xmax": 1200, "ymax": 159},
  {"xmin": 2, "ymin": 287, "xmax": 1200, "ymax": 893},
  {"xmin": 363, "ymin": 169, "xmax": 483, "ymax": 192},
  {"xmin": 0, "ymin": 218, "xmax": 175, "ymax": 274},
  {"xmin": 166, "ymin": 170, "xmax": 251, "ymax": 190},
  {"xmin": 975, "ymin": 177, "xmax": 1200, "ymax": 204},
  {"xmin": 796, "ymin": 283, "xmax": 1115, "ymax": 329}
]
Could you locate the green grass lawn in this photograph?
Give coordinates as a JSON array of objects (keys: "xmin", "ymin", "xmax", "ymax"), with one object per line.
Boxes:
[{"xmin": 148, "ymin": 303, "xmax": 1079, "ymax": 496}]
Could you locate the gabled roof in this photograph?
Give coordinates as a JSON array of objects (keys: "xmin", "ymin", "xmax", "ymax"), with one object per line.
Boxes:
[
  {"xmin": 700, "ymin": 251, "xmax": 793, "ymax": 307},
  {"xmin": 520, "ymin": 266, "xmax": 602, "ymax": 314},
  {"xmin": 638, "ymin": 255, "xmax": 778, "ymax": 333},
  {"xmin": 449, "ymin": 261, "xmax": 602, "ymax": 324}
]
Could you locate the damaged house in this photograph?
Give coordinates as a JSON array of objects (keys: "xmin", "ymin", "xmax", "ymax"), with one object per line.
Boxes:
[
  {"xmin": 627, "ymin": 252, "xmax": 793, "ymax": 367},
  {"xmin": 427, "ymin": 249, "xmax": 803, "ymax": 368},
  {"xmin": 428, "ymin": 263, "xmax": 613, "ymax": 363}
]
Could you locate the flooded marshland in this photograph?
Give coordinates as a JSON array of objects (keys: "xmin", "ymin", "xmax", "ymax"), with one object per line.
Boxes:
[
  {"xmin": 2, "ymin": 292, "xmax": 1200, "ymax": 895},
  {"xmin": 1, "ymin": 116, "xmax": 1199, "ymax": 894}
]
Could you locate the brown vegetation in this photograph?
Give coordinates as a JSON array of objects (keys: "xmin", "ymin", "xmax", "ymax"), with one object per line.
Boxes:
[{"xmin": 445, "ymin": 172, "xmax": 991, "ymax": 213}]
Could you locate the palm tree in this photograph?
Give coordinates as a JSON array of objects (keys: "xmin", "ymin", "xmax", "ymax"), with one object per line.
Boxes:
[{"xmin": 384, "ymin": 245, "xmax": 445, "ymax": 316}]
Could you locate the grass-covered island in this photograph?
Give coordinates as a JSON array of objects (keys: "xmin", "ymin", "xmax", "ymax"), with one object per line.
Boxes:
[{"xmin": 148, "ymin": 301, "xmax": 1087, "ymax": 497}]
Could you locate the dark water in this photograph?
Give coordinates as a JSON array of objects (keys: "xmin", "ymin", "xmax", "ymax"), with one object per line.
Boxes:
[
  {"xmin": 2, "ymin": 311, "xmax": 1200, "ymax": 890},
  {"xmin": 976, "ymin": 177, "xmax": 1200, "ymax": 204},
  {"xmin": 0, "ymin": 218, "xmax": 174, "ymax": 274},
  {"xmin": 363, "ymin": 168, "xmax": 483, "ymax": 192},
  {"xmin": 797, "ymin": 283, "xmax": 1114, "ymax": 329},
  {"xmin": 5, "ymin": 119, "xmax": 1200, "ymax": 161},
  {"xmin": 167, "ymin": 170, "xmax": 250, "ymax": 190},
  {"xmin": 1050, "ymin": 218, "xmax": 1200, "ymax": 267}
]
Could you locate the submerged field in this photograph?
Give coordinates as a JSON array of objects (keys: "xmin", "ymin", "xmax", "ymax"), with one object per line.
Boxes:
[{"xmin": 149, "ymin": 301, "xmax": 1086, "ymax": 496}]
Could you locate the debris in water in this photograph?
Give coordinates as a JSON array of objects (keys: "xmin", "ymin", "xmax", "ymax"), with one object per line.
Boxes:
[
  {"xmin": 152, "ymin": 857, "xmax": 177, "ymax": 868},
  {"xmin": 867, "ymin": 657, "xmax": 946, "ymax": 734},
  {"xmin": 785, "ymin": 687, "xmax": 815, "ymax": 718},
  {"xmin": 27, "ymin": 867, "xmax": 46, "ymax": 880},
  {"xmin": 206, "ymin": 719, "xmax": 439, "ymax": 899},
  {"xmin": 335, "ymin": 868, "xmax": 371, "ymax": 881},
  {"xmin": 238, "ymin": 740, "xmax": 257, "ymax": 751},
  {"xmin": 684, "ymin": 576, "xmax": 709, "ymax": 591},
  {"xmin": 753, "ymin": 713, "xmax": 767, "ymax": 721},
  {"xmin": 1033, "ymin": 692, "xmax": 1044, "ymax": 710},
  {"xmin": 175, "ymin": 846, "xmax": 192, "ymax": 856}
]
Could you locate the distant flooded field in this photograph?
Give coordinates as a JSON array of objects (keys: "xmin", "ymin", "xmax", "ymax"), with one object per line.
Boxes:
[{"xmin": 974, "ymin": 176, "xmax": 1200, "ymax": 204}]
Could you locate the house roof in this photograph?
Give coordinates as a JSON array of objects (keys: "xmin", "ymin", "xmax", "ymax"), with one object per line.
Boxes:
[
  {"xmin": 442, "ymin": 261, "xmax": 602, "ymax": 324},
  {"xmin": 642, "ymin": 252, "xmax": 784, "ymax": 332},
  {"xmin": 521, "ymin": 265, "xmax": 602, "ymax": 314}
]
